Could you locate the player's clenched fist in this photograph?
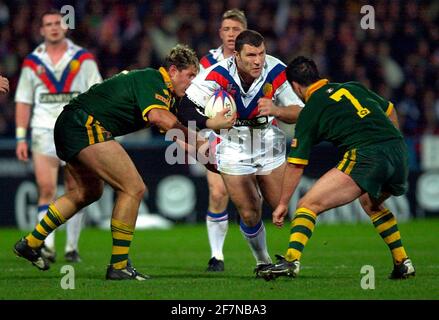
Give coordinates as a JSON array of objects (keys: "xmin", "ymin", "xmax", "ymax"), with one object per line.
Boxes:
[{"xmin": 0, "ymin": 76, "xmax": 9, "ymax": 95}]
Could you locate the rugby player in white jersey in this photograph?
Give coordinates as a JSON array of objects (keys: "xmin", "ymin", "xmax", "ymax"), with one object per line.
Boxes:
[
  {"xmin": 199, "ymin": 9, "xmax": 247, "ymax": 272},
  {"xmin": 178, "ymin": 30, "xmax": 304, "ymax": 275},
  {"xmin": 15, "ymin": 9, "xmax": 102, "ymax": 263}
]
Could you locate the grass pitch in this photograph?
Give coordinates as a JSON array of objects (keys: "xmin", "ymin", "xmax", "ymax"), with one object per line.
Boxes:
[{"xmin": 0, "ymin": 219, "xmax": 438, "ymax": 300}]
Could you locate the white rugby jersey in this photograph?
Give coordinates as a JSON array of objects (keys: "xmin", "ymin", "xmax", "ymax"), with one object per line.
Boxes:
[
  {"xmin": 15, "ymin": 39, "xmax": 102, "ymax": 129},
  {"xmin": 199, "ymin": 46, "xmax": 225, "ymax": 72},
  {"xmin": 186, "ymin": 54, "xmax": 303, "ymax": 128}
]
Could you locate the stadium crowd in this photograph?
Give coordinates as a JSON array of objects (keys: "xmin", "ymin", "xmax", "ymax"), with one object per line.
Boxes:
[{"xmin": 0, "ymin": 0, "xmax": 438, "ymax": 169}]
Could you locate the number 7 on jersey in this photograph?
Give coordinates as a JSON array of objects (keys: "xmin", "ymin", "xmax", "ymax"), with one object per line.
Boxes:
[{"xmin": 330, "ymin": 88, "xmax": 371, "ymax": 118}]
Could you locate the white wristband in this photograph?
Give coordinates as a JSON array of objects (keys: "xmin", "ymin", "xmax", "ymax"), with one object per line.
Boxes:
[{"xmin": 16, "ymin": 127, "xmax": 27, "ymax": 141}]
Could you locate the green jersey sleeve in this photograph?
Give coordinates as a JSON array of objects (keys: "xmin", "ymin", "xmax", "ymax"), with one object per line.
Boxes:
[
  {"xmin": 287, "ymin": 107, "xmax": 319, "ymax": 165},
  {"xmin": 131, "ymin": 70, "xmax": 172, "ymax": 122}
]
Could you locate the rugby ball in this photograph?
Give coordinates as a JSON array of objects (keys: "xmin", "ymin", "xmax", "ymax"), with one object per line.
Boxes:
[{"xmin": 204, "ymin": 89, "xmax": 237, "ymax": 119}]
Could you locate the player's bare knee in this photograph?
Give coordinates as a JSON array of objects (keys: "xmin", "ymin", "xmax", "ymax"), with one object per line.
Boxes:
[
  {"xmin": 38, "ymin": 183, "xmax": 56, "ymax": 200},
  {"xmin": 239, "ymin": 210, "xmax": 260, "ymax": 226},
  {"xmin": 359, "ymin": 195, "xmax": 379, "ymax": 215},
  {"xmin": 74, "ymin": 186, "xmax": 102, "ymax": 207},
  {"xmin": 126, "ymin": 181, "xmax": 147, "ymax": 201},
  {"xmin": 209, "ymin": 188, "xmax": 228, "ymax": 206}
]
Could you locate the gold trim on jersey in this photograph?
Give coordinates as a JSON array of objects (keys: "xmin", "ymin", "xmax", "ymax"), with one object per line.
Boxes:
[
  {"xmin": 142, "ymin": 105, "xmax": 170, "ymax": 121},
  {"xmin": 386, "ymin": 102, "xmax": 394, "ymax": 116},
  {"xmin": 287, "ymin": 157, "xmax": 309, "ymax": 165},
  {"xmin": 159, "ymin": 67, "xmax": 174, "ymax": 93},
  {"xmin": 305, "ymin": 79, "xmax": 329, "ymax": 102}
]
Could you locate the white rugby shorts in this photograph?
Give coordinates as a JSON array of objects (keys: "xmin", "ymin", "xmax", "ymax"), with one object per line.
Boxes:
[
  {"xmin": 31, "ymin": 128, "xmax": 66, "ymax": 166},
  {"xmin": 212, "ymin": 125, "xmax": 286, "ymax": 175}
]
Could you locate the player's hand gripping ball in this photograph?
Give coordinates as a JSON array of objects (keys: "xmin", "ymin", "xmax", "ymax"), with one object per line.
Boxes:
[{"xmin": 204, "ymin": 89, "xmax": 237, "ymax": 119}]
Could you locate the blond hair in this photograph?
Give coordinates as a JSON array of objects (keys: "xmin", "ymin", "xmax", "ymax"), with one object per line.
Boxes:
[
  {"xmin": 164, "ymin": 44, "xmax": 199, "ymax": 72},
  {"xmin": 222, "ymin": 9, "xmax": 247, "ymax": 29}
]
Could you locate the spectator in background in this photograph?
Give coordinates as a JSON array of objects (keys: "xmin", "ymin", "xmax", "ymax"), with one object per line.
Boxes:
[{"xmin": 398, "ymin": 82, "xmax": 422, "ymax": 136}]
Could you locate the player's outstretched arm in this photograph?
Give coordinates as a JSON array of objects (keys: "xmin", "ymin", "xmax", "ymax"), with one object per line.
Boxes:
[
  {"xmin": 272, "ymin": 163, "xmax": 305, "ymax": 227},
  {"xmin": 0, "ymin": 76, "xmax": 9, "ymax": 95},
  {"xmin": 257, "ymin": 97, "xmax": 302, "ymax": 124},
  {"xmin": 147, "ymin": 108, "xmax": 213, "ymax": 166}
]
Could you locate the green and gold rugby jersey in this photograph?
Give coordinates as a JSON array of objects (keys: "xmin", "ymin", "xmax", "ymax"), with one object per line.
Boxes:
[
  {"xmin": 288, "ymin": 79, "xmax": 403, "ymax": 165},
  {"xmin": 66, "ymin": 67, "xmax": 176, "ymax": 137}
]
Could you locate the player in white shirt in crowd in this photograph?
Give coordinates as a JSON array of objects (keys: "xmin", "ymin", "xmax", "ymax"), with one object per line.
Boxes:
[
  {"xmin": 15, "ymin": 9, "xmax": 102, "ymax": 263},
  {"xmin": 179, "ymin": 30, "xmax": 303, "ymax": 275},
  {"xmin": 199, "ymin": 9, "xmax": 247, "ymax": 272}
]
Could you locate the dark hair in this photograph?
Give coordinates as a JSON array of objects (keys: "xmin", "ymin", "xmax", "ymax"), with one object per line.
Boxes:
[
  {"xmin": 164, "ymin": 44, "xmax": 199, "ymax": 72},
  {"xmin": 286, "ymin": 56, "xmax": 321, "ymax": 86},
  {"xmin": 235, "ymin": 30, "xmax": 264, "ymax": 52},
  {"xmin": 40, "ymin": 9, "xmax": 62, "ymax": 26}
]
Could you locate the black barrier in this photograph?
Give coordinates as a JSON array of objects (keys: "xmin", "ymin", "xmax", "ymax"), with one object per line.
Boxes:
[{"xmin": 0, "ymin": 139, "xmax": 436, "ymax": 228}]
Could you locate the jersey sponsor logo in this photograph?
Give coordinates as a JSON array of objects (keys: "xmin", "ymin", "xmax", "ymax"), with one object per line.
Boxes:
[
  {"xmin": 234, "ymin": 116, "xmax": 268, "ymax": 127},
  {"xmin": 155, "ymin": 93, "xmax": 170, "ymax": 105},
  {"xmin": 39, "ymin": 92, "xmax": 80, "ymax": 103},
  {"xmin": 291, "ymin": 138, "xmax": 298, "ymax": 148}
]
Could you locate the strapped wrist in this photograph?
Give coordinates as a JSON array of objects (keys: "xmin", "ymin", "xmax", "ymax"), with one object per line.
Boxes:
[{"xmin": 16, "ymin": 127, "xmax": 27, "ymax": 141}]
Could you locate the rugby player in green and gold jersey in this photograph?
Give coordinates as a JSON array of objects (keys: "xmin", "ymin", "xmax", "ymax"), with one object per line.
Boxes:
[
  {"xmin": 259, "ymin": 56, "xmax": 415, "ymax": 281},
  {"xmin": 13, "ymin": 44, "xmax": 232, "ymax": 280}
]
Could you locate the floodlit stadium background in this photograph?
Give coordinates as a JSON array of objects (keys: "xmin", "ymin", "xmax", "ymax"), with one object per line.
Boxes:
[{"xmin": 0, "ymin": 0, "xmax": 438, "ymax": 229}]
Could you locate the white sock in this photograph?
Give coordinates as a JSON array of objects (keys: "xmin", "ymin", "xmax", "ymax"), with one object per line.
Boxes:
[
  {"xmin": 206, "ymin": 211, "xmax": 228, "ymax": 261},
  {"xmin": 240, "ymin": 220, "xmax": 272, "ymax": 265},
  {"xmin": 38, "ymin": 204, "xmax": 55, "ymax": 250},
  {"xmin": 65, "ymin": 211, "xmax": 84, "ymax": 253}
]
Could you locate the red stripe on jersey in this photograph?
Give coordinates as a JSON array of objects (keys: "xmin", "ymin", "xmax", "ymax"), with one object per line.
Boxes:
[
  {"xmin": 247, "ymin": 105, "xmax": 261, "ymax": 119},
  {"xmin": 200, "ymin": 56, "xmax": 213, "ymax": 69},
  {"xmin": 22, "ymin": 59, "xmax": 57, "ymax": 93},
  {"xmin": 271, "ymin": 70, "xmax": 287, "ymax": 96},
  {"xmin": 63, "ymin": 52, "xmax": 95, "ymax": 91},
  {"xmin": 205, "ymin": 70, "xmax": 229, "ymax": 89}
]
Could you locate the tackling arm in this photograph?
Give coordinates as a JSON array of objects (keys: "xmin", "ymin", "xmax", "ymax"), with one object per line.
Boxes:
[
  {"xmin": 272, "ymin": 163, "xmax": 305, "ymax": 227},
  {"xmin": 177, "ymin": 95, "xmax": 235, "ymax": 131},
  {"xmin": 147, "ymin": 108, "xmax": 215, "ymax": 170}
]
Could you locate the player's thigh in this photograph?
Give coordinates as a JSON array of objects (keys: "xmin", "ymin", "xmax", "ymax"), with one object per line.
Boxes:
[
  {"xmin": 76, "ymin": 140, "xmax": 145, "ymax": 195},
  {"xmin": 33, "ymin": 152, "xmax": 60, "ymax": 190},
  {"xmin": 299, "ymin": 168, "xmax": 363, "ymax": 214},
  {"xmin": 221, "ymin": 174, "xmax": 261, "ymax": 219},
  {"xmin": 256, "ymin": 161, "xmax": 286, "ymax": 209}
]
